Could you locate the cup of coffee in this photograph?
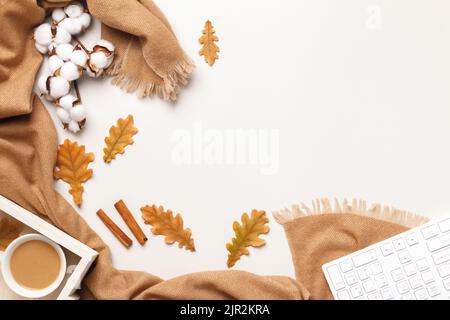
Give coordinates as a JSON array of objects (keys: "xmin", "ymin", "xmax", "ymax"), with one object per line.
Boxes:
[{"xmin": 0, "ymin": 234, "xmax": 66, "ymax": 298}]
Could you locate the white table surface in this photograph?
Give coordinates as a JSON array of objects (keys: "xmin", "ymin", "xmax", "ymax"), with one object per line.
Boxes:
[{"xmin": 38, "ymin": 0, "xmax": 450, "ymax": 280}]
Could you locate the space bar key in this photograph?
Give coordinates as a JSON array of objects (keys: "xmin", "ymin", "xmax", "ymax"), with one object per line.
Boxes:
[{"xmin": 427, "ymin": 234, "xmax": 450, "ymax": 252}]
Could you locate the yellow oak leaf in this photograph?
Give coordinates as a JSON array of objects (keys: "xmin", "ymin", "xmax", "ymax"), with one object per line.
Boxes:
[
  {"xmin": 103, "ymin": 115, "xmax": 138, "ymax": 163},
  {"xmin": 199, "ymin": 20, "xmax": 220, "ymax": 66},
  {"xmin": 141, "ymin": 205, "xmax": 195, "ymax": 252},
  {"xmin": 54, "ymin": 139, "xmax": 94, "ymax": 207},
  {"xmin": 226, "ymin": 210, "xmax": 270, "ymax": 268},
  {"xmin": 0, "ymin": 216, "xmax": 24, "ymax": 251}
]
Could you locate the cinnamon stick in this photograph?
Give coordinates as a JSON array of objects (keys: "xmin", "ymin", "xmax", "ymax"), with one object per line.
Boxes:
[
  {"xmin": 114, "ymin": 200, "xmax": 148, "ymax": 245},
  {"xmin": 96, "ymin": 209, "xmax": 132, "ymax": 248}
]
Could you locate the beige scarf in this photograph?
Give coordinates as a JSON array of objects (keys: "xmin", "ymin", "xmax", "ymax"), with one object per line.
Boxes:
[{"xmin": 0, "ymin": 0, "xmax": 430, "ymax": 299}]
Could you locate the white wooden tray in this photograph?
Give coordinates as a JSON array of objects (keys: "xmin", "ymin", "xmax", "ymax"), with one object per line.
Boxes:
[{"xmin": 0, "ymin": 195, "xmax": 97, "ymax": 300}]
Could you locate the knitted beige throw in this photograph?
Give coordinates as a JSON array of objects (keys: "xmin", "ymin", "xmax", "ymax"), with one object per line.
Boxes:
[{"xmin": 0, "ymin": 0, "xmax": 430, "ymax": 299}]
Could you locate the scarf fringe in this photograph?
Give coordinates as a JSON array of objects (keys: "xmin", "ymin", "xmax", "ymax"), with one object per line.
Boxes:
[
  {"xmin": 105, "ymin": 54, "xmax": 194, "ymax": 101},
  {"xmin": 273, "ymin": 198, "xmax": 430, "ymax": 229}
]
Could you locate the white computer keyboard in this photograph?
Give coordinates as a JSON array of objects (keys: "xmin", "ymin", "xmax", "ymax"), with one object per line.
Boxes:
[{"xmin": 322, "ymin": 214, "xmax": 450, "ymax": 300}]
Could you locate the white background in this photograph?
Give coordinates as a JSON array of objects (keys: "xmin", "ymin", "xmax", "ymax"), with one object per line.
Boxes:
[{"xmin": 39, "ymin": 0, "xmax": 450, "ymax": 280}]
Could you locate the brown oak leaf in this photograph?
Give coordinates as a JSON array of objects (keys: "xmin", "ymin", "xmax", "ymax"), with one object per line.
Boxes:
[
  {"xmin": 199, "ymin": 20, "xmax": 220, "ymax": 66},
  {"xmin": 103, "ymin": 115, "xmax": 138, "ymax": 163},
  {"xmin": 226, "ymin": 210, "xmax": 270, "ymax": 268},
  {"xmin": 141, "ymin": 205, "xmax": 195, "ymax": 252},
  {"xmin": 54, "ymin": 139, "xmax": 94, "ymax": 207}
]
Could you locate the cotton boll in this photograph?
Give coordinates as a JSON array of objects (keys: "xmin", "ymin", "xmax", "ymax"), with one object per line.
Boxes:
[
  {"xmin": 58, "ymin": 94, "xmax": 77, "ymax": 110},
  {"xmin": 68, "ymin": 120, "xmax": 81, "ymax": 133},
  {"xmin": 70, "ymin": 104, "xmax": 87, "ymax": 122},
  {"xmin": 56, "ymin": 107, "xmax": 71, "ymax": 124},
  {"xmin": 54, "ymin": 27, "xmax": 71, "ymax": 44},
  {"xmin": 58, "ymin": 18, "xmax": 82, "ymax": 35},
  {"xmin": 34, "ymin": 23, "xmax": 52, "ymax": 46},
  {"xmin": 77, "ymin": 13, "xmax": 91, "ymax": 30},
  {"xmin": 52, "ymin": 8, "xmax": 66, "ymax": 23},
  {"xmin": 49, "ymin": 76, "xmax": 70, "ymax": 99},
  {"xmin": 64, "ymin": 2, "xmax": 84, "ymax": 18},
  {"xmin": 55, "ymin": 43, "xmax": 74, "ymax": 61},
  {"xmin": 48, "ymin": 55, "xmax": 64, "ymax": 74},
  {"xmin": 60, "ymin": 61, "xmax": 81, "ymax": 81},
  {"xmin": 35, "ymin": 42, "xmax": 48, "ymax": 54},
  {"xmin": 70, "ymin": 49, "xmax": 88, "ymax": 67},
  {"xmin": 37, "ymin": 75, "xmax": 50, "ymax": 95},
  {"xmin": 85, "ymin": 68, "xmax": 100, "ymax": 78},
  {"xmin": 89, "ymin": 52, "xmax": 108, "ymax": 69}
]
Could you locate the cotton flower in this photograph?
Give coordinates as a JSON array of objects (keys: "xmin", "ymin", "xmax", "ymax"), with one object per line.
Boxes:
[
  {"xmin": 77, "ymin": 12, "xmax": 91, "ymax": 30},
  {"xmin": 56, "ymin": 107, "xmax": 71, "ymax": 124},
  {"xmin": 55, "ymin": 43, "xmax": 74, "ymax": 61},
  {"xmin": 48, "ymin": 55, "xmax": 64, "ymax": 74},
  {"xmin": 60, "ymin": 61, "xmax": 82, "ymax": 81},
  {"xmin": 52, "ymin": 8, "xmax": 66, "ymax": 24},
  {"xmin": 56, "ymin": 94, "xmax": 78, "ymax": 110},
  {"xmin": 70, "ymin": 47, "xmax": 88, "ymax": 67},
  {"xmin": 48, "ymin": 76, "xmax": 71, "ymax": 99},
  {"xmin": 86, "ymin": 40, "xmax": 116, "ymax": 77},
  {"xmin": 68, "ymin": 120, "xmax": 81, "ymax": 133},
  {"xmin": 64, "ymin": 1, "xmax": 84, "ymax": 18},
  {"xmin": 70, "ymin": 103, "xmax": 87, "ymax": 122},
  {"xmin": 34, "ymin": 23, "xmax": 53, "ymax": 46},
  {"xmin": 37, "ymin": 74, "xmax": 50, "ymax": 95},
  {"xmin": 58, "ymin": 17, "xmax": 82, "ymax": 35}
]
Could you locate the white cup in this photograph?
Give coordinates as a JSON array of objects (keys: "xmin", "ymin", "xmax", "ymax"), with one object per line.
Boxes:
[{"xmin": 0, "ymin": 234, "xmax": 66, "ymax": 298}]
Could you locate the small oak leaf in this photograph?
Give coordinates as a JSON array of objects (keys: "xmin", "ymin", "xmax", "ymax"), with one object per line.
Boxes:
[
  {"xmin": 54, "ymin": 139, "xmax": 94, "ymax": 207},
  {"xmin": 0, "ymin": 216, "xmax": 24, "ymax": 251},
  {"xmin": 199, "ymin": 20, "xmax": 220, "ymax": 66},
  {"xmin": 226, "ymin": 210, "xmax": 270, "ymax": 268},
  {"xmin": 103, "ymin": 115, "xmax": 138, "ymax": 163},
  {"xmin": 141, "ymin": 205, "xmax": 195, "ymax": 252}
]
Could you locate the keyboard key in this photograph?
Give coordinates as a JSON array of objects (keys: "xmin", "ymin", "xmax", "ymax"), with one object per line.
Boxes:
[
  {"xmin": 406, "ymin": 233, "xmax": 419, "ymax": 246},
  {"xmin": 427, "ymin": 284, "xmax": 441, "ymax": 297},
  {"xmin": 414, "ymin": 288, "xmax": 429, "ymax": 300},
  {"xmin": 432, "ymin": 247, "xmax": 450, "ymax": 265},
  {"xmin": 362, "ymin": 279, "xmax": 376, "ymax": 293},
  {"xmin": 404, "ymin": 263, "xmax": 417, "ymax": 277},
  {"xmin": 416, "ymin": 258, "xmax": 429, "ymax": 271},
  {"xmin": 438, "ymin": 218, "xmax": 450, "ymax": 233},
  {"xmin": 370, "ymin": 262, "xmax": 383, "ymax": 275},
  {"xmin": 421, "ymin": 225, "xmax": 439, "ymax": 240},
  {"xmin": 437, "ymin": 264, "xmax": 450, "ymax": 278},
  {"xmin": 339, "ymin": 259, "xmax": 353, "ymax": 273},
  {"xmin": 337, "ymin": 289, "xmax": 351, "ymax": 300},
  {"xmin": 375, "ymin": 274, "xmax": 388, "ymax": 288},
  {"xmin": 409, "ymin": 275, "xmax": 422, "ymax": 289},
  {"xmin": 352, "ymin": 250, "xmax": 377, "ymax": 267},
  {"xmin": 380, "ymin": 288, "xmax": 394, "ymax": 300},
  {"xmin": 327, "ymin": 265, "xmax": 346, "ymax": 290},
  {"xmin": 427, "ymin": 233, "xmax": 450, "ymax": 252},
  {"xmin": 367, "ymin": 293, "xmax": 379, "ymax": 300},
  {"xmin": 401, "ymin": 292, "xmax": 415, "ymax": 300},
  {"xmin": 421, "ymin": 270, "xmax": 435, "ymax": 284},
  {"xmin": 380, "ymin": 243, "xmax": 394, "ymax": 256},
  {"xmin": 344, "ymin": 272, "xmax": 358, "ymax": 286},
  {"xmin": 442, "ymin": 278, "xmax": 450, "ymax": 290},
  {"xmin": 396, "ymin": 280, "xmax": 410, "ymax": 294},
  {"xmin": 393, "ymin": 238, "xmax": 406, "ymax": 251},
  {"xmin": 350, "ymin": 285, "xmax": 363, "ymax": 298},
  {"xmin": 391, "ymin": 268, "xmax": 405, "ymax": 282},
  {"xmin": 398, "ymin": 250, "xmax": 412, "ymax": 264},
  {"xmin": 357, "ymin": 266, "xmax": 370, "ymax": 281}
]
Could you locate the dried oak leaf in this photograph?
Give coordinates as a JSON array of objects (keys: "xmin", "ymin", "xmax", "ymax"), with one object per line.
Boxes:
[
  {"xmin": 54, "ymin": 139, "xmax": 94, "ymax": 207},
  {"xmin": 0, "ymin": 216, "xmax": 24, "ymax": 251},
  {"xmin": 199, "ymin": 20, "xmax": 219, "ymax": 66},
  {"xmin": 226, "ymin": 210, "xmax": 270, "ymax": 268},
  {"xmin": 103, "ymin": 115, "xmax": 138, "ymax": 163},
  {"xmin": 141, "ymin": 205, "xmax": 195, "ymax": 252}
]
